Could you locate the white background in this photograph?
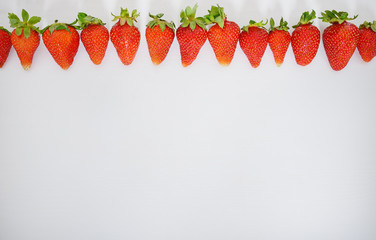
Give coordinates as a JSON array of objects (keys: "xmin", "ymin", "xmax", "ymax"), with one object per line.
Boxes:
[{"xmin": 1, "ymin": 0, "xmax": 376, "ymax": 239}]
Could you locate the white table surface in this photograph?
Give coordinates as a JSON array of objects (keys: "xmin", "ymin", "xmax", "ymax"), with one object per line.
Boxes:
[{"xmin": 1, "ymin": 0, "xmax": 376, "ymax": 239}]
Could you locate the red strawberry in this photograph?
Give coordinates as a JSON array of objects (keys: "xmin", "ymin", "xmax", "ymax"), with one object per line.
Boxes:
[
  {"xmin": 319, "ymin": 10, "xmax": 359, "ymax": 71},
  {"xmin": 268, "ymin": 18, "xmax": 291, "ymax": 66},
  {"xmin": 8, "ymin": 9, "xmax": 41, "ymax": 70},
  {"xmin": 42, "ymin": 21, "xmax": 80, "ymax": 70},
  {"xmin": 110, "ymin": 8, "xmax": 140, "ymax": 65},
  {"xmin": 78, "ymin": 12, "xmax": 109, "ymax": 65},
  {"xmin": 291, "ymin": 10, "xmax": 321, "ymax": 66},
  {"xmin": 357, "ymin": 21, "xmax": 376, "ymax": 62},
  {"xmin": 145, "ymin": 13, "xmax": 175, "ymax": 65},
  {"xmin": 204, "ymin": 5, "xmax": 240, "ymax": 66},
  {"xmin": 239, "ymin": 19, "xmax": 268, "ymax": 68},
  {"xmin": 0, "ymin": 27, "xmax": 12, "ymax": 68},
  {"xmin": 176, "ymin": 4, "xmax": 208, "ymax": 67}
]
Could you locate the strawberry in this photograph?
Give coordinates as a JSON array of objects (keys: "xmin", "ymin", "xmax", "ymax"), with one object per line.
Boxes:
[
  {"xmin": 176, "ymin": 4, "xmax": 207, "ymax": 67},
  {"xmin": 239, "ymin": 19, "xmax": 268, "ymax": 68},
  {"xmin": 291, "ymin": 10, "xmax": 321, "ymax": 66},
  {"xmin": 357, "ymin": 21, "xmax": 376, "ymax": 62},
  {"xmin": 8, "ymin": 9, "xmax": 41, "ymax": 70},
  {"xmin": 42, "ymin": 21, "xmax": 80, "ymax": 70},
  {"xmin": 77, "ymin": 12, "xmax": 109, "ymax": 65},
  {"xmin": 204, "ymin": 5, "xmax": 240, "ymax": 66},
  {"xmin": 145, "ymin": 13, "xmax": 175, "ymax": 65},
  {"xmin": 319, "ymin": 10, "xmax": 359, "ymax": 71},
  {"xmin": 0, "ymin": 27, "xmax": 12, "ymax": 68},
  {"xmin": 110, "ymin": 8, "xmax": 140, "ymax": 65},
  {"xmin": 268, "ymin": 18, "xmax": 291, "ymax": 66}
]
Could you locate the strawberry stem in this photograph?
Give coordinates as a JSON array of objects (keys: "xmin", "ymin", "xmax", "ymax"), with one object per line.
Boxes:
[
  {"xmin": 269, "ymin": 17, "xmax": 289, "ymax": 32},
  {"xmin": 204, "ymin": 5, "xmax": 226, "ymax": 29},
  {"xmin": 241, "ymin": 19, "xmax": 268, "ymax": 32},
  {"xmin": 147, "ymin": 13, "xmax": 175, "ymax": 32},
  {"xmin": 41, "ymin": 20, "xmax": 79, "ymax": 35},
  {"xmin": 8, "ymin": 9, "xmax": 41, "ymax": 39},
  {"xmin": 112, "ymin": 8, "xmax": 139, "ymax": 26},
  {"xmin": 359, "ymin": 21, "xmax": 376, "ymax": 32},
  {"xmin": 77, "ymin": 12, "xmax": 106, "ymax": 30},
  {"xmin": 319, "ymin": 10, "xmax": 358, "ymax": 24},
  {"xmin": 293, "ymin": 10, "xmax": 316, "ymax": 28},
  {"xmin": 180, "ymin": 4, "xmax": 207, "ymax": 31}
]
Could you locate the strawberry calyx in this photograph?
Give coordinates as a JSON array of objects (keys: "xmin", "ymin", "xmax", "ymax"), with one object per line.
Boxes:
[
  {"xmin": 0, "ymin": 26, "xmax": 11, "ymax": 34},
  {"xmin": 147, "ymin": 13, "xmax": 175, "ymax": 32},
  {"xmin": 241, "ymin": 19, "xmax": 268, "ymax": 32},
  {"xmin": 359, "ymin": 21, "xmax": 376, "ymax": 32},
  {"xmin": 204, "ymin": 5, "xmax": 226, "ymax": 29},
  {"xmin": 319, "ymin": 10, "xmax": 358, "ymax": 24},
  {"xmin": 180, "ymin": 4, "xmax": 206, "ymax": 31},
  {"xmin": 293, "ymin": 10, "xmax": 316, "ymax": 28},
  {"xmin": 111, "ymin": 8, "xmax": 139, "ymax": 27},
  {"xmin": 42, "ymin": 19, "xmax": 79, "ymax": 35},
  {"xmin": 77, "ymin": 12, "xmax": 105, "ymax": 30},
  {"xmin": 8, "ymin": 9, "xmax": 41, "ymax": 39},
  {"xmin": 269, "ymin": 17, "xmax": 289, "ymax": 32}
]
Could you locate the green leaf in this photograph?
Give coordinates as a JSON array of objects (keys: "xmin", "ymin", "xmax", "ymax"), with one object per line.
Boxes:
[
  {"xmin": 55, "ymin": 25, "xmax": 69, "ymax": 31},
  {"xmin": 78, "ymin": 12, "xmax": 87, "ymax": 19},
  {"xmin": 371, "ymin": 25, "xmax": 376, "ymax": 32},
  {"xmin": 23, "ymin": 27, "xmax": 31, "ymax": 39},
  {"xmin": 127, "ymin": 18, "xmax": 133, "ymax": 26},
  {"xmin": 132, "ymin": 9, "xmax": 137, "ymax": 17},
  {"xmin": 22, "ymin": 9, "xmax": 29, "ymax": 22},
  {"xmin": 270, "ymin": 17, "xmax": 275, "ymax": 30},
  {"xmin": 182, "ymin": 19, "xmax": 189, "ymax": 28},
  {"xmin": 217, "ymin": 18, "xmax": 224, "ymax": 28},
  {"xmin": 186, "ymin": 6, "xmax": 193, "ymax": 17},
  {"xmin": 48, "ymin": 25, "xmax": 55, "ymax": 34},
  {"xmin": 180, "ymin": 10, "xmax": 186, "ymax": 20},
  {"xmin": 192, "ymin": 4, "xmax": 198, "ymax": 16},
  {"xmin": 189, "ymin": 21, "xmax": 196, "ymax": 30},
  {"xmin": 15, "ymin": 27, "xmax": 22, "ymax": 36},
  {"xmin": 160, "ymin": 22, "xmax": 166, "ymax": 31},
  {"xmin": 28, "ymin": 16, "xmax": 41, "ymax": 25},
  {"xmin": 8, "ymin": 13, "xmax": 21, "ymax": 27}
]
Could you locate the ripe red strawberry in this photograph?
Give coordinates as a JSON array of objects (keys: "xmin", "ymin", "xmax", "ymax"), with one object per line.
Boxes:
[
  {"xmin": 110, "ymin": 8, "xmax": 140, "ymax": 65},
  {"xmin": 268, "ymin": 18, "xmax": 291, "ymax": 66},
  {"xmin": 78, "ymin": 12, "xmax": 109, "ymax": 65},
  {"xmin": 8, "ymin": 9, "xmax": 41, "ymax": 70},
  {"xmin": 291, "ymin": 10, "xmax": 321, "ymax": 66},
  {"xmin": 204, "ymin": 5, "xmax": 240, "ymax": 66},
  {"xmin": 357, "ymin": 21, "xmax": 376, "ymax": 62},
  {"xmin": 0, "ymin": 27, "xmax": 12, "ymax": 68},
  {"xmin": 176, "ymin": 4, "xmax": 208, "ymax": 67},
  {"xmin": 239, "ymin": 19, "xmax": 268, "ymax": 68},
  {"xmin": 42, "ymin": 21, "xmax": 80, "ymax": 70},
  {"xmin": 319, "ymin": 10, "xmax": 359, "ymax": 71},
  {"xmin": 145, "ymin": 13, "xmax": 175, "ymax": 65}
]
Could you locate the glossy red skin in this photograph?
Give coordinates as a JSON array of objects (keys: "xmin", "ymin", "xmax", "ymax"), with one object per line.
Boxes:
[
  {"xmin": 81, "ymin": 24, "xmax": 109, "ymax": 65},
  {"xmin": 322, "ymin": 21, "xmax": 359, "ymax": 71},
  {"xmin": 208, "ymin": 19, "xmax": 240, "ymax": 66},
  {"xmin": 291, "ymin": 24, "xmax": 320, "ymax": 66},
  {"xmin": 43, "ymin": 26, "xmax": 80, "ymax": 70},
  {"xmin": 145, "ymin": 25, "xmax": 175, "ymax": 65},
  {"xmin": 239, "ymin": 26, "xmax": 268, "ymax": 68},
  {"xmin": 176, "ymin": 25, "xmax": 207, "ymax": 67},
  {"xmin": 11, "ymin": 29, "xmax": 40, "ymax": 70},
  {"xmin": 110, "ymin": 21, "xmax": 140, "ymax": 65},
  {"xmin": 357, "ymin": 27, "xmax": 376, "ymax": 62},
  {"xmin": 0, "ymin": 29, "xmax": 12, "ymax": 68},
  {"xmin": 268, "ymin": 29, "xmax": 291, "ymax": 66}
]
